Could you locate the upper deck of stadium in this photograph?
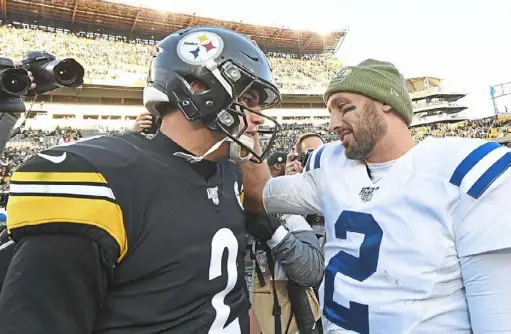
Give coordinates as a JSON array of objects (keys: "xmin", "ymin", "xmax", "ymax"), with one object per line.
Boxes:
[{"xmin": 0, "ymin": 0, "xmax": 346, "ymax": 55}]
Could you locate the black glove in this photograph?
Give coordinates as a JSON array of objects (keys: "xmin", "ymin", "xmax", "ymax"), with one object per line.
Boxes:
[{"xmin": 245, "ymin": 212, "xmax": 282, "ymax": 242}]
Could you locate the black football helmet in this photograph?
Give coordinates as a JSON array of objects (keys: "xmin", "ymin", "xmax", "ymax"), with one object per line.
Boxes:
[{"xmin": 143, "ymin": 26, "xmax": 282, "ymax": 163}]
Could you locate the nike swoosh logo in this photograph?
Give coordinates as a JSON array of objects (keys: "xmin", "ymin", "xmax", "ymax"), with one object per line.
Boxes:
[
  {"xmin": 37, "ymin": 152, "xmax": 67, "ymax": 164},
  {"xmin": 0, "ymin": 240, "xmax": 14, "ymax": 252}
]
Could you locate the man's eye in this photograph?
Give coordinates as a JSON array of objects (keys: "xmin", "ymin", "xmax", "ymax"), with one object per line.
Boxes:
[
  {"xmin": 341, "ymin": 105, "xmax": 356, "ymax": 114},
  {"xmin": 241, "ymin": 96, "xmax": 256, "ymax": 107}
]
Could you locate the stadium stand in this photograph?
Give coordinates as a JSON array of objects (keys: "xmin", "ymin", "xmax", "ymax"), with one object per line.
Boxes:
[
  {"xmin": 0, "ymin": 25, "xmax": 341, "ymax": 91},
  {"xmin": 407, "ymin": 77, "xmax": 469, "ymax": 127},
  {"xmin": 1, "ymin": 0, "xmax": 345, "ymax": 54}
]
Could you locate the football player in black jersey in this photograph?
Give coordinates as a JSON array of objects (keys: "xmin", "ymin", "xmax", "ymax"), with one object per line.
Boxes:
[{"xmin": 0, "ymin": 26, "xmax": 281, "ymax": 334}]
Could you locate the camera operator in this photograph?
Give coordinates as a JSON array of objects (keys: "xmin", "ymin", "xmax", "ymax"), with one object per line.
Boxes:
[
  {"xmin": 286, "ymin": 133, "xmax": 324, "ymax": 176},
  {"xmin": 246, "ymin": 152, "xmax": 324, "ymax": 334}
]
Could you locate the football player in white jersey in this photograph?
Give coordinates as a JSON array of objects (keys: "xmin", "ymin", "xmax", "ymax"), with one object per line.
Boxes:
[{"xmin": 239, "ymin": 59, "xmax": 511, "ymax": 333}]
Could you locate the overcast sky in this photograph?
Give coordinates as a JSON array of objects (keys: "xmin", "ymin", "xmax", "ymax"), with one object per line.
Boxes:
[{"xmin": 114, "ymin": 0, "xmax": 511, "ymax": 117}]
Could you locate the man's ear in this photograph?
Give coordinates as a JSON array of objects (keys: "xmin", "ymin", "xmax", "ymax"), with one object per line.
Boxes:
[{"xmin": 382, "ymin": 103, "xmax": 393, "ymax": 113}]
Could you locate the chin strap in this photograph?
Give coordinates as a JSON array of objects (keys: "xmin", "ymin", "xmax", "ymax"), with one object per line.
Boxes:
[
  {"xmin": 173, "ymin": 137, "xmax": 228, "ymax": 164},
  {"xmin": 173, "ymin": 134, "xmax": 254, "ymax": 164},
  {"xmin": 228, "ymin": 134, "xmax": 254, "ymax": 163}
]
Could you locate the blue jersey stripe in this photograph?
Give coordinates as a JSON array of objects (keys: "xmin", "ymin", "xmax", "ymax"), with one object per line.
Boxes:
[
  {"xmin": 467, "ymin": 152, "xmax": 511, "ymax": 199},
  {"xmin": 305, "ymin": 145, "xmax": 326, "ymax": 172},
  {"xmin": 449, "ymin": 141, "xmax": 501, "ymax": 187},
  {"xmin": 305, "ymin": 152, "xmax": 314, "ymax": 172},
  {"xmin": 313, "ymin": 146, "xmax": 326, "ymax": 170}
]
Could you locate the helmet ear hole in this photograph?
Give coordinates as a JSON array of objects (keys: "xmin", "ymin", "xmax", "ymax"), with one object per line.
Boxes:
[{"xmin": 184, "ymin": 75, "xmax": 210, "ymax": 92}]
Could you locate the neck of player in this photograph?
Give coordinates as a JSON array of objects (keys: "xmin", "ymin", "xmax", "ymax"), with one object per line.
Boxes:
[
  {"xmin": 365, "ymin": 126, "xmax": 417, "ymax": 164},
  {"xmin": 159, "ymin": 111, "xmax": 227, "ymax": 162}
]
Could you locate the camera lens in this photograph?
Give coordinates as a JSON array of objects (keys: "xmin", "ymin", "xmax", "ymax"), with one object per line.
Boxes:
[
  {"xmin": 0, "ymin": 70, "xmax": 30, "ymax": 96},
  {"xmin": 58, "ymin": 68, "xmax": 75, "ymax": 83},
  {"xmin": 54, "ymin": 60, "xmax": 79, "ymax": 85}
]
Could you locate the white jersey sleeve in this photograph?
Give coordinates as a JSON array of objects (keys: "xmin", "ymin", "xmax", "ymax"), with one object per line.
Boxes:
[
  {"xmin": 451, "ymin": 141, "xmax": 511, "ymax": 257},
  {"xmin": 460, "ymin": 249, "xmax": 511, "ymax": 333},
  {"xmin": 262, "ymin": 144, "xmax": 330, "ymax": 216}
]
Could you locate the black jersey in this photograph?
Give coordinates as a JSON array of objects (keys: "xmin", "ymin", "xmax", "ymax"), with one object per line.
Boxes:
[{"xmin": 0, "ymin": 132, "xmax": 250, "ymax": 333}]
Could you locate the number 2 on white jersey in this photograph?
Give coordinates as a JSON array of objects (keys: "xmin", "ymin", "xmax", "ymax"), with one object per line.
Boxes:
[
  {"xmin": 209, "ymin": 228, "xmax": 241, "ymax": 334},
  {"xmin": 323, "ymin": 211, "xmax": 383, "ymax": 334}
]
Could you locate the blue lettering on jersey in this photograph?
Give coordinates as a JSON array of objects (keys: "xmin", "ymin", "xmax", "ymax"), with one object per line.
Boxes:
[
  {"xmin": 450, "ymin": 141, "xmax": 511, "ymax": 199},
  {"xmin": 323, "ymin": 211, "xmax": 383, "ymax": 334},
  {"xmin": 305, "ymin": 145, "xmax": 326, "ymax": 172}
]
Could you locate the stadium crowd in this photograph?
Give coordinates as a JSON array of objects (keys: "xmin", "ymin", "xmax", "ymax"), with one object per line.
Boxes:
[
  {"xmin": 2, "ymin": 118, "xmax": 510, "ymax": 195},
  {"xmin": 0, "ymin": 25, "xmax": 341, "ymax": 91}
]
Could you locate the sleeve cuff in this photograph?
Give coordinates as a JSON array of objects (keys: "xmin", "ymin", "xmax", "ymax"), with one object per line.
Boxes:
[{"xmin": 267, "ymin": 225, "xmax": 288, "ymax": 249}]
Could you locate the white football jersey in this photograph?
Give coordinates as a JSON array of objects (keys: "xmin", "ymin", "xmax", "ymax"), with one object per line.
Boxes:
[{"xmin": 262, "ymin": 137, "xmax": 511, "ymax": 334}]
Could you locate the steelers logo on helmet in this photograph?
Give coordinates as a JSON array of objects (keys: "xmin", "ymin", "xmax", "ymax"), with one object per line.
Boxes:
[{"xmin": 177, "ymin": 31, "xmax": 225, "ymax": 65}]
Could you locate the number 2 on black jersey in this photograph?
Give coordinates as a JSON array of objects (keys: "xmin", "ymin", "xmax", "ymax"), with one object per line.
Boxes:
[
  {"xmin": 209, "ymin": 228, "xmax": 241, "ymax": 334},
  {"xmin": 323, "ymin": 211, "xmax": 383, "ymax": 334}
]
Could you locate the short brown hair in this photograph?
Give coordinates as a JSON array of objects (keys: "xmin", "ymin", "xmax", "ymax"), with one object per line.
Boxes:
[{"xmin": 295, "ymin": 133, "xmax": 324, "ymax": 153}]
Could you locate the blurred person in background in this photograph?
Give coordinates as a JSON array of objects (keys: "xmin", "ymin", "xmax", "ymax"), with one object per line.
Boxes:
[
  {"xmin": 286, "ymin": 134, "xmax": 324, "ymax": 176},
  {"xmin": 295, "ymin": 133, "xmax": 324, "ymax": 155},
  {"xmin": 131, "ymin": 110, "xmax": 160, "ymax": 135},
  {"xmin": 267, "ymin": 151, "xmax": 287, "ymax": 178},
  {"xmin": 131, "ymin": 110, "xmax": 154, "ymax": 133}
]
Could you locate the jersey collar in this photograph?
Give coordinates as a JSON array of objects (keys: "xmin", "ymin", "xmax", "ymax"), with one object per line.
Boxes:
[{"xmin": 151, "ymin": 132, "xmax": 217, "ymax": 179}]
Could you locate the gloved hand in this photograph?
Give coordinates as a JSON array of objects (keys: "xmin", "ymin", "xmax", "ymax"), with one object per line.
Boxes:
[{"xmin": 245, "ymin": 212, "xmax": 282, "ymax": 242}]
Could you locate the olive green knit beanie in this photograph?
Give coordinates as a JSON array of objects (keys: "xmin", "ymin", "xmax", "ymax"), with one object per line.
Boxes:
[{"xmin": 323, "ymin": 59, "xmax": 414, "ymax": 125}]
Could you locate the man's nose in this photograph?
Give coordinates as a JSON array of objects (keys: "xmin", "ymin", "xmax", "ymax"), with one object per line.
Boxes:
[
  {"xmin": 328, "ymin": 117, "xmax": 336, "ymax": 132},
  {"xmin": 327, "ymin": 113, "xmax": 344, "ymax": 133},
  {"xmin": 247, "ymin": 108, "xmax": 265, "ymax": 126}
]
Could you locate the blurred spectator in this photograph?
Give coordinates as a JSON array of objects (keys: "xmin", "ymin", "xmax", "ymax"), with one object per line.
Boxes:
[
  {"xmin": 131, "ymin": 110, "xmax": 155, "ymax": 133},
  {"xmin": 295, "ymin": 133, "xmax": 325, "ymax": 154},
  {"xmin": 267, "ymin": 151, "xmax": 287, "ymax": 178}
]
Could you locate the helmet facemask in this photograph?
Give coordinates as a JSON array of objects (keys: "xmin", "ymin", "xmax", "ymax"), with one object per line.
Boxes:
[{"xmin": 202, "ymin": 59, "xmax": 281, "ymax": 163}]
